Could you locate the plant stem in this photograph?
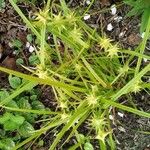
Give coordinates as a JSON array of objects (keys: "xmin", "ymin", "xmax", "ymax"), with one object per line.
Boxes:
[{"xmin": 135, "ymin": 16, "xmax": 150, "ymax": 75}]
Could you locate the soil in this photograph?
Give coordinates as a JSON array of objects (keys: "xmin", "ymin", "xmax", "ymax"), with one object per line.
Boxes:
[{"xmin": 0, "ymin": 0, "xmax": 149, "ymax": 150}]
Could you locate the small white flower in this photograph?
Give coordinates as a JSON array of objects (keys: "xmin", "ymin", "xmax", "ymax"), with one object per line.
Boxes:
[
  {"xmin": 143, "ymin": 58, "xmax": 148, "ymax": 62},
  {"xmin": 8, "ymin": 42, "xmax": 13, "ymax": 48},
  {"xmin": 26, "ymin": 42, "xmax": 30, "ymax": 48},
  {"xmin": 117, "ymin": 112, "xmax": 124, "ymax": 118},
  {"xmin": 84, "ymin": 14, "xmax": 90, "ymax": 20},
  {"xmin": 119, "ymin": 32, "xmax": 124, "ymax": 38},
  {"xmin": 114, "ymin": 16, "xmax": 122, "ymax": 22},
  {"xmin": 141, "ymin": 32, "xmax": 145, "ymax": 38},
  {"xmin": 111, "ymin": 5, "xmax": 117, "ymax": 15},
  {"xmin": 86, "ymin": 0, "xmax": 91, "ymax": 5},
  {"xmin": 47, "ymin": 36, "xmax": 51, "ymax": 40},
  {"xmin": 29, "ymin": 45, "xmax": 35, "ymax": 53},
  {"xmin": 107, "ymin": 23, "xmax": 113, "ymax": 31},
  {"xmin": 13, "ymin": 51, "xmax": 17, "ymax": 55},
  {"xmin": 109, "ymin": 115, "xmax": 114, "ymax": 120}
]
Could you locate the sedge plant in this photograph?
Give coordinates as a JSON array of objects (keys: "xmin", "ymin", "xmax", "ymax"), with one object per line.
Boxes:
[{"xmin": 0, "ymin": 0, "xmax": 149, "ymax": 149}]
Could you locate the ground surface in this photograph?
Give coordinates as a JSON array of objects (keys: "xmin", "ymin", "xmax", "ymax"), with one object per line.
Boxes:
[{"xmin": 0, "ymin": 0, "xmax": 150, "ymax": 150}]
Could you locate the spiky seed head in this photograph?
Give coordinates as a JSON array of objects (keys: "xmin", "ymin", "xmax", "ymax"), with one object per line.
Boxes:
[
  {"xmin": 119, "ymin": 65, "xmax": 129, "ymax": 74},
  {"xmin": 86, "ymin": 94, "xmax": 98, "ymax": 106},
  {"xmin": 99, "ymin": 36, "xmax": 113, "ymax": 50},
  {"xmin": 75, "ymin": 64, "xmax": 82, "ymax": 71},
  {"xmin": 106, "ymin": 44, "xmax": 119, "ymax": 58},
  {"xmin": 95, "ymin": 130, "xmax": 111, "ymax": 143},
  {"xmin": 35, "ymin": 9, "xmax": 50, "ymax": 25},
  {"xmin": 59, "ymin": 101, "xmax": 67, "ymax": 109},
  {"xmin": 131, "ymin": 81, "xmax": 142, "ymax": 93}
]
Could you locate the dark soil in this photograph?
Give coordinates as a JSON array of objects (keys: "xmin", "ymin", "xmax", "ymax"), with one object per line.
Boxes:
[{"xmin": 0, "ymin": 0, "xmax": 149, "ymax": 150}]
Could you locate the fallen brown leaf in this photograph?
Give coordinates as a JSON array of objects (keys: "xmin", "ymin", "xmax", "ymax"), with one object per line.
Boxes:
[
  {"xmin": 100, "ymin": 0, "xmax": 111, "ymax": 7},
  {"xmin": 1, "ymin": 56, "xmax": 16, "ymax": 70},
  {"xmin": 127, "ymin": 33, "xmax": 141, "ymax": 46}
]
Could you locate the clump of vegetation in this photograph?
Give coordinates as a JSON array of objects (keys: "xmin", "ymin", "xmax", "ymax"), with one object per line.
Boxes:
[
  {"xmin": 124, "ymin": 0, "xmax": 150, "ymax": 33},
  {"xmin": 0, "ymin": 0, "xmax": 149, "ymax": 149},
  {"xmin": 0, "ymin": 76, "xmax": 45, "ymax": 149}
]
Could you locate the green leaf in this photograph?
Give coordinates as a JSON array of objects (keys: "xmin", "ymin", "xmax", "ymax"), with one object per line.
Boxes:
[
  {"xmin": 16, "ymin": 58, "xmax": 24, "ymax": 65},
  {"xmin": 29, "ymin": 54, "xmax": 40, "ymax": 65},
  {"xmin": 8, "ymin": 75, "xmax": 22, "ymax": 89},
  {"xmin": 25, "ymin": 113, "xmax": 37, "ymax": 123},
  {"xmin": 30, "ymin": 94, "xmax": 37, "ymax": 101},
  {"xmin": 0, "ymin": 139, "xmax": 15, "ymax": 150},
  {"xmin": 126, "ymin": 8, "xmax": 143, "ymax": 17},
  {"xmin": 11, "ymin": 39, "xmax": 22, "ymax": 48},
  {"xmin": 0, "ymin": 0, "xmax": 5, "ymax": 10},
  {"xmin": 18, "ymin": 121, "xmax": 35, "ymax": 137},
  {"xmin": 140, "ymin": 8, "xmax": 150, "ymax": 33},
  {"xmin": 7, "ymin": 100, "xmax": 19, "ymax": 108},
  {"xmin": 17, "ymin": 97, "xmax": 32, "ymax": 109},
  {"xmin": 11, "ymin": 114, "xmax": 25, "ymax": 125},
  {"xmin": 84, "ymin": 142, "xmax": 94, "ymax": 150},
  {"xmin": 0, "ymin": 112, "xmax": 25, "ymax": 131},
  {"xmin": 27, "ymin": 34, "xmax": 33, "ymax": 43},
  {"xmin": 31, "ymin": 101, "xmax": 45, "ymax": 110},
  {"xmin": 0, "ymin": 90, "xmax": 9, "ymax": 101},
  {"xmin": 4, "ymin": 121, "xmax": 18, "ymax": 131},
  {"xmin": 0, "ymin": 129, "xmax": 5, "ymax": 138},
  {"xmin": 1, "ymin": 113, "xmax": 24, "ymax": 131},
  {"xmin": 0, "ymin": 112, "xmax": 11, "ymax": 124},
  {"xmin": 38, "ymin": 140, "xmax": 44, "ymax": 147},
  {"xmin": 17, "ymin": 97, "xmax": 37, "ymax": 123},
  {"xmin": 78, "ymin": 134, "xmax": 85, "ymax": 143}
]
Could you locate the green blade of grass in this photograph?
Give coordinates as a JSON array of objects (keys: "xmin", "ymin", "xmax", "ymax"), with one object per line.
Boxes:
[
  {"xmin": 49, "ymin": 101, "xmax": 90, "ymax": 150},
  {"xmin": 135, "ymin": 16, "xmax": 150, "ymax": 75},
  {"xmin": 112, "ymin": 64, "xmax": 150, "ymax": 100},
  {"xmin": 0, "ymin": 81, "xmax": 37, "ymax": 105},
  {"xmin": 101, "ymin": 98, "xmax": 150, "ymax": 118},
  {"xmin": 121, "ymin": 49, "xmax": 150, "ymax": 60},
  {"xmin": 13, "ymin": 119, "xmax": 65, "ymax": 150},
  {"xmin": 82, "ymin": 57, "xmax": 107, "ymax": 88},
  {"xmin": 1, "ymin": 105, "xmax": 60, "ymax": 115},
  {"xmin": 0, "ymin": 66, "xmax": 86, "ymax": 92}
]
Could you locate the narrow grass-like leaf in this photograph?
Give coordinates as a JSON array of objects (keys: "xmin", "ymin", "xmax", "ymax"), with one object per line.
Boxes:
[
  {"xmin": 13, "ymin": 119, "xmax": 64, "ymax": 150},
  {"xmin": 112, "ymin": 64, "xmax": 150, "ymax": 100},
  {"xmin": 0, "ymin": 82, "xmax": 37, "ymax": 105},
  {"xmin": 82, "ymin": 57, "xmax": 107, "ymax": 88},
  {"xmin": 0, "ymin": 66, "xmax": 86, "ymax": 92},
  {"xmin": 101, "ymin": 98, "xmax": 150, "ymax": 118},
  {"xmin": 49, "ymin": 101, "xmax": 90, "ymax": 150},
  {"xmin": 0, "ymin": 105, "xmax": 60, "ymax": 115}
]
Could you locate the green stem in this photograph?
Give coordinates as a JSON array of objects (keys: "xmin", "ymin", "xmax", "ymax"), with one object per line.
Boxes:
[
  {"xmin": 46, "ymin": 0, "xmax": 51, "ymax": 11},
  {"xmin": 112, "ymin": 64, "xmax": 150, "ymax": 100},
  {"xmin": 99, "ymin": 140, "xmax": 106, "ymax": 150},
  {"xmin": 135, "ymin": 16, "xmax": 150, "ymax": 75},
  {"xmin": 13, "ymin": 119, "xmax": 64, "ymax": 150},
  {"xmin": 49, "ymin": 101, "xmax": 90, "ymax": 150},
  {"xmin": 0, "ymin": 66, "xmax": 86, "ymax": 92},
  {"xmin": 40, "ymin": 24, "xmax": 46, "ymax": 68},
  {"xmin": 0, "ymin": 82, "xmax": 37, "ymax": 105},
  {"xmin": 101, "ymin": 98, "xmax": 150, "ymax": 118}
]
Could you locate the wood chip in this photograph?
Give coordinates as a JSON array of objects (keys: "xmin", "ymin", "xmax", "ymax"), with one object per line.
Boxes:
[
  {"xmin": 1, "ymin": 56, "xmax": 16, "ymax": 70},
  {"xmin": 127, "ymin": 33, "xmax": 142, "ymax": 46},
  {"xmin": 100, "ymin": 0, "xmax": 111, "ymax": 7}
]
